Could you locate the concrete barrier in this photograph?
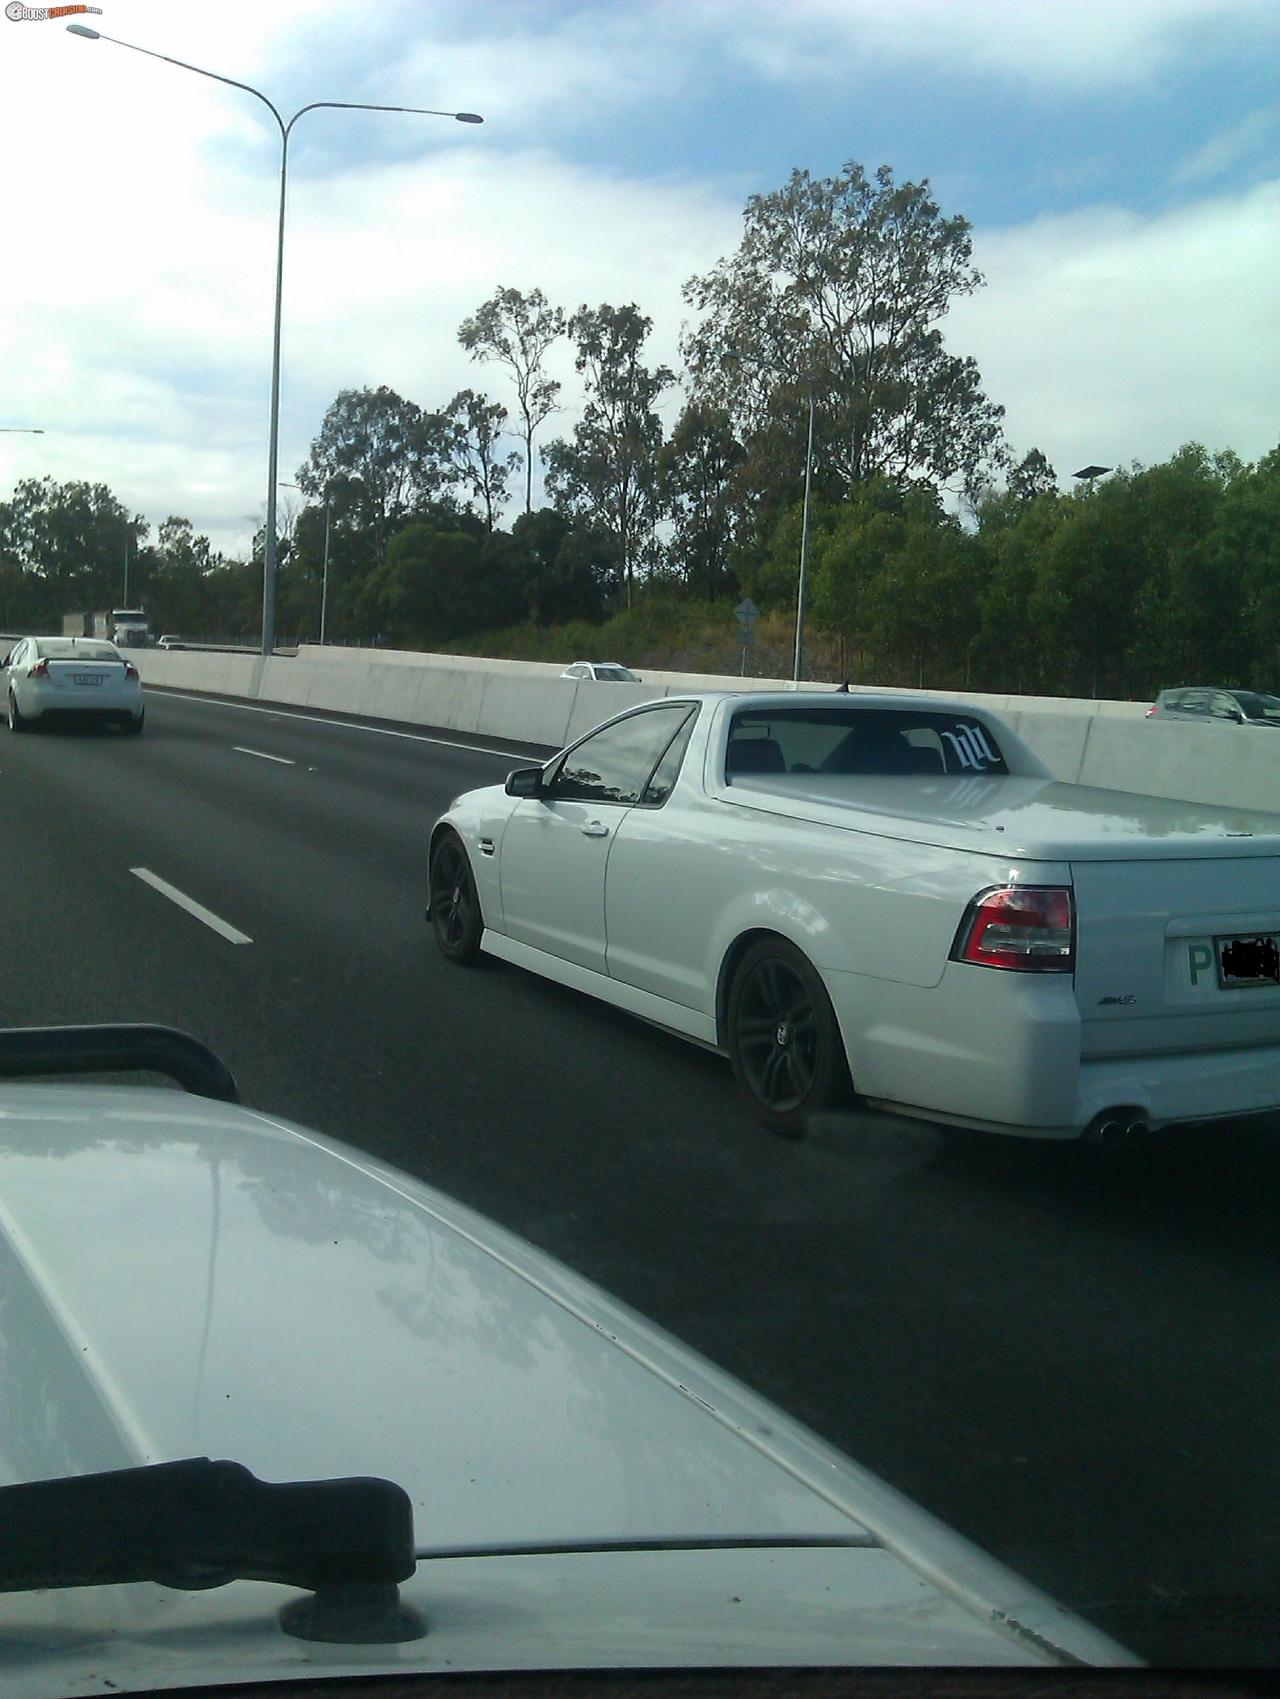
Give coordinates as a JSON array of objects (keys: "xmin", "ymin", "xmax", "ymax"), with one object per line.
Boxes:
[
  {"xmin": 474, "ymin": 675, "xmax": 579, "ymax": 747},
  {"xmin": 129, "ymin": 645, "xmax": 1280, "ymax": 814}
]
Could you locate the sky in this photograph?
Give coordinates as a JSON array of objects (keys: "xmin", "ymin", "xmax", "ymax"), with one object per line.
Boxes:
[{"xmin": 0, "ymin": 0, "xmax": 1276, "ymax": 559}]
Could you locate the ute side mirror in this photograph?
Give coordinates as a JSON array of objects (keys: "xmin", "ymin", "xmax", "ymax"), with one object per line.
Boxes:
[{"xmin": 505, "ymin": 766, "xmax": 545, "ymax": 799}]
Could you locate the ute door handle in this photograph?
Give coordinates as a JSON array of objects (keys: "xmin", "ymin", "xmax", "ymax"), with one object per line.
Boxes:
[{"xmin": 581, "ymin": 820, "xmax": 610, "ymax": 839}]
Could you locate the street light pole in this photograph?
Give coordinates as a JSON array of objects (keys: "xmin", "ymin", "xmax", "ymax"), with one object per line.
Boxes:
[
  {"xmin": 280, "ymin": 480, "xmax": 332, "ymax": 645},
  {"xmin": 320, "ymin": 497, "xmax": 332, "ymax": 646},
  {"xmin": 724, "ymin": 349, "xmax": 817, "ymax": 686},
  {"xmin": 67, "ymin": 24, "xmax": 481, "ymax": 658},
  {"xmin": 794, "ymin": 387, "xmax": 815, "ymax": 685}
]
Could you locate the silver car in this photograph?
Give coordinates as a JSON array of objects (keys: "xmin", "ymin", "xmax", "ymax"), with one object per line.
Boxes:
[
  {"xmin": 2, "ymin": 635, "xmax": 145, "ymax": 734},
  {"xmin": 560, "ymin": 660, "xmax": 641, "ymax": 682},
  {"xmin": 1146, "ymin": 686, "xmax": 1280, "ymax": 725}
]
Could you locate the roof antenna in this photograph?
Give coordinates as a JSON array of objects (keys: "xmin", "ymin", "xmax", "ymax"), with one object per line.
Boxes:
[{"xmin": 837, "ymin": 679, "xmax": 850, "ymax": 693}]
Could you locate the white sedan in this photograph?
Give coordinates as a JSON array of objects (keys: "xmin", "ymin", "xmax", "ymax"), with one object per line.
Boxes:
[
  {"xmin": 2, "ymin": 635, "xmax": 145, "ymax": 734},
  {"xmin": 430, "ymin": 691, "xmax": 1280, "ymax": 1141}
]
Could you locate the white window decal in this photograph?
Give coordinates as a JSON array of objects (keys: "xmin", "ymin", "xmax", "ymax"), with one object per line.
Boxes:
[{"xmin": 940, "ymin": 723, "xmax": 999, "ymax": 771}]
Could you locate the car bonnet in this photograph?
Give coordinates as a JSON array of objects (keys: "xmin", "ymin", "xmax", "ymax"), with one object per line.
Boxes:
[{"xmin": 0, "ymin": 1087, "xmax": 1133, "ymax": 1678}]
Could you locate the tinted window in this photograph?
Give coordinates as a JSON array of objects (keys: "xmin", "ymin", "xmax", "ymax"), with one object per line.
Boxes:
[
  {"xmin": 35, "ymin": 640, "xmax": 119, "ymax": 660},
  {"xmin": 549, "ymin": 706, "xmax": 693, "ymax": 805},
  {"xmin": 727, "ymin": 706, "xmax": 1008, "ymax": 777},
  {"xmin": 1176, "ymin": 690, "xmax": 1211, "ymax": 717},
  {"xmin": 1211, "ymin": 693, "xmax": 1243, "ymax": 721},
  {"xmin": 640, "ymin": 710, "xmax": 697, "ymax": 806},
  {"xmin": 1233, "ymin": 692, "xmax": 1280, "ymax": 721}
]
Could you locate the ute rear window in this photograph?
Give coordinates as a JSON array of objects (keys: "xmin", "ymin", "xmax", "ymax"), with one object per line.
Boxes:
[{"xmin": 726, "ymin": 707, "xmax": 1008, "ymax": 779}]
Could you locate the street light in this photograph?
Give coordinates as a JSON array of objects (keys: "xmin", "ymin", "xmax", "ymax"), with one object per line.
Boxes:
[
  {"xmin": 724, "ymin": 349, "xmax": 817, "ymax": 684},
  {"xmin": 279, "ymin": 481, "xmax": 332, "ymax": 645},
  {"xmin": 0, "ymin": 428, "xmax": 44, "ymax": 434},
  {"xmin": 1073, "ymin": 464, "xmax": 1112, "ymax": 483},
  {"xmin": 68, "ymin": 23, "xmax": 482, "ymax": 657}
]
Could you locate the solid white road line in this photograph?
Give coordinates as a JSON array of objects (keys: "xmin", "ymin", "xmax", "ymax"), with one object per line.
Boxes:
[
  {"xmin": 233, "ymin": 745, "xmax": 296, "ymax": 765},
  {"xmin": 154, "ymin": 690, "xmax": 536, "ymax": 760},
  {"xmin": 130, "ymin": 868, "xmax": 253, "ymax": 945}
]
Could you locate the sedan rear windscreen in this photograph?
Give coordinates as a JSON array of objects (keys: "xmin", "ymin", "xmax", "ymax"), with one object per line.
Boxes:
[
  {"xmin": 37, "ymin": 641, "xmax": 120, "ymax": 661},
  {"xmin": 726, "ymin": 706, "xmax": 1008, "ymax": 778}
]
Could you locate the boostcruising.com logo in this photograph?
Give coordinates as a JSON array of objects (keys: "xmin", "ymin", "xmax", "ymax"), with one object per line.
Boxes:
[{"xmin": 6, "ymin": 4, "xmax": 102, "ymax": 19}]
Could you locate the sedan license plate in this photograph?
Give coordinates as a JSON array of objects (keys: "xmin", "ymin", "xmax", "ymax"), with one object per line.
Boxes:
[
  {"xmin": 1216, "ymin": 933, "xmax": 1280, "ymax": 988},
  {"xmin": 72, "ymin": 674, "xmax": 103, "ymax": 686}
]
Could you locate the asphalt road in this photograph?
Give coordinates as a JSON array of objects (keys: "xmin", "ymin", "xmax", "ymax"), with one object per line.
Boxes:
[{"xmin": 3, "ymin": 686, "xmax": 1278, "ymax": 1667}]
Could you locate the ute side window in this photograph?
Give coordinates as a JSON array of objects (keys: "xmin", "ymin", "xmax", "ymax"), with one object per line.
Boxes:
[{"xmin": 547, "ymin": 706, "xmax": 694, "ymax": 806}]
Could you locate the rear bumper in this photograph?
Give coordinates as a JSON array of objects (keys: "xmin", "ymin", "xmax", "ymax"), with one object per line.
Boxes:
[
  {"xmin": 824, "ymin": 963, "xmax": 1280, "ymax": 1139},
  {"xmin": 1075, "ymin": 1043, "xmax": 1280, "ymax": 1131},
  {"xmin": 22, "ymin": 682, "xmax": 143, "ymax": 720}
]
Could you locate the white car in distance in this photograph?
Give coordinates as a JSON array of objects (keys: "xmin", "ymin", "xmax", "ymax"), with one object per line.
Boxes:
[
  {"xmin": 430, "ymin": 691, "xmax": 1280, "ymax": 1144},
  {"xmin": 560, "ymin": 660, "xmax": 642, "ymax": 682},
  {"xmin": 2, "ymin": 635, "xmax": 145, "ymax": 734}
]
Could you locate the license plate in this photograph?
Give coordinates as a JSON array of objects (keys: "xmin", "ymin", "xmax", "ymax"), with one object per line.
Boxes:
[
  {"xmin": 72, "ymin": 674, "xmax": 103, "ymax": 686},
  {"xmin": 1216, "ymin": 933, "xmax": 1280, "ymax": 988}
]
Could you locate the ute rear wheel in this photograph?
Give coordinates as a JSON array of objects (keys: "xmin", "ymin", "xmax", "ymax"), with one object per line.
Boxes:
[
  {"xmin": 429, "ymin": 831, "xmax": 484, "ymax": 964},
  {"xmin": 727, "ymin": 937, "xmax": 849, "ymax": 1138}
]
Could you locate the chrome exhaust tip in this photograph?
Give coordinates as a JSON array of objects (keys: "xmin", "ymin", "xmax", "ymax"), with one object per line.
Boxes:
[{"xmin": 1084, "ymin": 1111, "xmax": 1149, "ymax": 1150}]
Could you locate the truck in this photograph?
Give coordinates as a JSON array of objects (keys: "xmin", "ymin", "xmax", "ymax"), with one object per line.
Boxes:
[{"xmin": 62, "ymin": 609, "xmax": 151, "ymax": 647}]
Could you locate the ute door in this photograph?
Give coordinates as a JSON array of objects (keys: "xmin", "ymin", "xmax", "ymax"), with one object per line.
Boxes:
[{"xmin": 499, "ymin": 704, "xmax": 696, "ymax": 975}]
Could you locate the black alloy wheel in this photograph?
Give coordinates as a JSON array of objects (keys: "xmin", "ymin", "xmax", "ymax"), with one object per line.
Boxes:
[
  {"xmin": 727, "ymin": 936, "xmax": 848, "ymax": 1137},
  {"xmin": 429, "ymin": 832, "xmax": 484, "ymax": 964}
]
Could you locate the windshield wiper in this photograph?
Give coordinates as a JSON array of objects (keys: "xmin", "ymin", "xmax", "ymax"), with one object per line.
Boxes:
[{"xmin": 0, "ymin": 1458, "xmax": 423, "ymax": 1643}]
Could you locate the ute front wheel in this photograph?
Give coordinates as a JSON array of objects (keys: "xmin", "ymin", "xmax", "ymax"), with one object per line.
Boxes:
[{"xmin": 429, "ymin": 832, "xmax": 484, "ymax": 964}]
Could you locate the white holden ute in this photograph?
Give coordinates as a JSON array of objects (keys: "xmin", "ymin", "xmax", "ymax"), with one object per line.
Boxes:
[
  {"xmin": 430, "ymin": 692, "xmax": 1280, "ymax": 1142},
  {"xmin": 0, "ymin": 1025, "xmax": 1133, "ymax": 1692}
]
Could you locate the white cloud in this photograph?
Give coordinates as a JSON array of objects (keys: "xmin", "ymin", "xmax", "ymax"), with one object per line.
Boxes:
[
  {"xmin": 0, "ymin": 1, "xmax": 1275, "ymax": 570},
  {"xmin": 715, "ymin": 0, "xmax": 1278, "ymax": 94},
  {"xmin": 1173, "ymin": 106, "xmax": 1279, "ymax": 185},
  {"xmin": 946, "ymin": 179, "xmax": 1280, "ymax": 479}
]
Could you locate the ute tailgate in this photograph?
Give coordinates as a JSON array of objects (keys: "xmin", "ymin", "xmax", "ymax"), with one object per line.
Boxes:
[{"xmin": 1072, "ymin": 853, "xmax": 1280, "ymax": 1059}]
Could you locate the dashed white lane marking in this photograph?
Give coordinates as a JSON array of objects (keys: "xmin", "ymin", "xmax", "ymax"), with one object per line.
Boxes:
[
  {"xmin": 156, "ymin": 690, "xmax": 535, "ymax": 760},
  {"xmin": 233, "ymin": 745, "xmax": 296, "ymax": 765},
  {"xmin": 130, "ymin": 868, "xmax": 253, "ymax": 945}
]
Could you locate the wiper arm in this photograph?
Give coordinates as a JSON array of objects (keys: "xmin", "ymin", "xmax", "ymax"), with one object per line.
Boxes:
[{"xmin": 0, "ymin": 1458, "xmax": 421, "ymax": 1641}]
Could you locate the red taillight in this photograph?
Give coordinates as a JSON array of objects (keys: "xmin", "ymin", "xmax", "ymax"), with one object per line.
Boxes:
[
  {"xmin": 1145, "ymin": 706, "xmax": 1156, "ymax": 718},
  {"xmin": 125, "ymin": 662, "xmax": 139, "ymax": 680},
  {"xmin": 953, "ymin": 885, "xmax": 1075, "ymax": 973},
  {"xmin": 27, "ymin": 659, "xmax": 48, "ymax": 679}
]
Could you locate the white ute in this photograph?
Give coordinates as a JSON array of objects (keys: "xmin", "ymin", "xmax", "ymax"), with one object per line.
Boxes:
[{"xmin": 430, "ymin": 692, "xmax": 1280, "ymax": 1141}]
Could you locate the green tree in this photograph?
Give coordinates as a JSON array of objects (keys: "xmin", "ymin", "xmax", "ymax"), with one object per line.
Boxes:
[
  {"xmin": 543, "ymin": 302, "xmax": 674, "ymax": 609},
  {"xmin": 0, "ymin": 476, "xmax": 142, "ymax": 618},
  {"xmin": 459, "ymin": 286, "xmax": 567, "ymax": 515},
  {"xmin": 658, "ymin": 399, "xmax": 743, "ymax": 600},
  {"xmin": 510, "ymin": 508, "xmax": 611, "ymax": 625},
  {"xmin": 443, "ymin": 389, "xmax": 520, "ymax": 532},
  {"xmin": 368, "ymin": 520, "xmax": 523, "ymax": 647},
  {"xmin": 297, "ymin": 386, "xmax": 448, "ymax": 567},
  {"xmin": 683, "ymin": 161, "xmax": 1007, "ymax": 508}
]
